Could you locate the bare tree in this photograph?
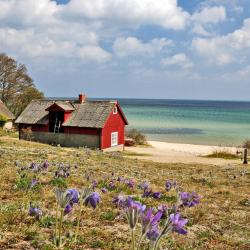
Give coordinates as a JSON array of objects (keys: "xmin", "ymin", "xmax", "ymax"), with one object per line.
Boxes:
[{"xmin": 0, "ymin": 53, "xmax": 44, "ymax": 116}]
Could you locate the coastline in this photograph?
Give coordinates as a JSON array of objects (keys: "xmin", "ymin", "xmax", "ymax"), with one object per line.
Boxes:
[
  {"xmin": 125, "ymin": 140, "xmax": 242, "ymax": 165},
  {"xmin": 147, "ymin": 140, "xmax": 240, "ymax": 156}
]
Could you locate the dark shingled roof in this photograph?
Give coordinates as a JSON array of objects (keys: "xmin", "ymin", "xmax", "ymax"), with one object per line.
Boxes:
[
  {"xmin": 15, "ymin": 99, "xmax": 118, "ymax": 128},
  {"xmin": 0, "ymin": 100, "xmax": 15, "ymax": 120},
  {"xmin": 45, "ymin": 101, "xmax": 75, "ymax": 111},
  {"xmin": 63, "ymin": 102, "xmax": 115, "ymax": 128},
  {"xmin": 15, "ymin": 100, "xmax": 52, "ymax": 125}
]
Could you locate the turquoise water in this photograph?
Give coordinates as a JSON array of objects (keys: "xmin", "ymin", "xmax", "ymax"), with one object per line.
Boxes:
[{"xmin": 118, "ymin": 99, "xmax": 250, "ymax": 146}]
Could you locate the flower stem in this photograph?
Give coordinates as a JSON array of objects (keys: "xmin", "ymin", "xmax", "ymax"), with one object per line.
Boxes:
[
  {"xmin": 153, "ymin": 236, "xmax": 161, "ymax": 250},
  {"xmin": 58, "ymin": 208, "xmax": 64, "ymax": 247},
  {"xmin": 131, "ymin": 229, "xmax": 135, "ymax": 250},
  {"xmin": 54, "ymin": 202, "xmax": 58, "ymax": 243},
  {"xmin": 136, "ymin": 234, "xmax": 144, "ymax": 250},
  {"xmin": 74, "ymin": 202, "xmax": 83, "ymax": 242}
]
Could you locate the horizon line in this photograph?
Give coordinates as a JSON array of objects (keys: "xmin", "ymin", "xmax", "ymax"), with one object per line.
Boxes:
[{"xmin": 45, "ymin": 96, "xmax": 250, "ymax": 103}]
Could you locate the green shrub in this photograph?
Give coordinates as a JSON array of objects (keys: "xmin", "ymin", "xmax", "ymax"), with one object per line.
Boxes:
[
  {"xmin": 91, "ymin": 240, "xmax": 104, "ymax": 248},
  {"xmin": 14, "ymin": 174, "xmax": 32, "ymax": 190},
  {"xmin": 100, "ymin": 211, "xmax": 116, "ymax": 221},
  {"xmin": 39, "ymin": 215, "xmax": 55, "ymax": 228},
  {"xmin": 0, "ymin": 114, "xmax": 7, "ymax": 127},
  {"xmin": 51, "ymin": 177, "xmax": 68, "ymax": 188},
  {"xmin": 126, "ymin": 128, "xmax": 147, "ymax": 145}
]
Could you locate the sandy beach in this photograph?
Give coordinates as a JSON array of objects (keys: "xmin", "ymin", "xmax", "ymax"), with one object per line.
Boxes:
[{"xmin": 125, "ymin": 140, "xmax": 242, "ymax": 165}]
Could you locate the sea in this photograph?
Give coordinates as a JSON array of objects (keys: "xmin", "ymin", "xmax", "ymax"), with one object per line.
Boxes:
[{"xmin": 117, "ymin": 99, "xmax": 250, "ymax": 147}]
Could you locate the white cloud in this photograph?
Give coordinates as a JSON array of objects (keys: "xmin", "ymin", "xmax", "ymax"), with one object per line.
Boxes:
[
  {"xmin": 113, "ymin": 37, "xmax": 173, "ymax": 57},
  {"xmin": 192, "ymin": 6, "xmax": 226, "ymax": 24},
  {"xmin": 79, "ymin": 46, "xmax": 111, "ymax": 62},
  {"xmin": 0, "ymin": 0, "xmax": 112, "ymax": 63},
  {"xmin": 239, "ymin": 65, "xmax": 250, "ymax": 77},
  {"xmin": 201, "ymin": 0, "xmax": 244, "ymax": 14},
  {"xmin": 191, "ymin": 6, "xmax": 226, "ymax": 37},
  {"xmin": 161, "ymin": 53, "xmax": 193, "ymax": 69},
  {"xmin": 0, "ymin": 0, "xmax": 189, "ymax": 64},
  {"xmin": 192, "ymin": 18, "xmax": 250, "ymax": 65},
  {"xmin": 0, "ymin": 26, "xmax": 111, "ymax": 63},
  {"xmin": 0, "ymin": 0, "xmax": 59, "ymax": 27},
  {"xmin": 192, "ymin": 24, "xmax": 213, "ymax": 37},
  {"xmin": 65, "ymin": 0, "xmax": 189, "ymax": 30}
]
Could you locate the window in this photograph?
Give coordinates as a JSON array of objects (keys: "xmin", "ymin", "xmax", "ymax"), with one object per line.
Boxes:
[
  {"xmin": 113, "ymin": 106, "xmax": 117, "ymax": 114},
  {"xmin": 111, "ymin": 132, "xmax": 118, "ymax": 146}
]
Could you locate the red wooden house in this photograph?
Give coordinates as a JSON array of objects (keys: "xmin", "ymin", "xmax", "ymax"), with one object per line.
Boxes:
[{"xmin": 15, "ymin": 94, "xmax": 128, "ymax": 151}]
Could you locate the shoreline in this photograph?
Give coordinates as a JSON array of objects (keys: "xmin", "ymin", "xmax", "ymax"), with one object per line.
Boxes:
[
  {"xmin": 147, "ymin": 140, "xmax": 240, "ymax": 156},
  {"xmin": 144, "ymin": 136, "xmax": 243, "ymax": 148},
  {"xmin": 125, "ymin": 140, "xmax": 242, "ymax": 165}
]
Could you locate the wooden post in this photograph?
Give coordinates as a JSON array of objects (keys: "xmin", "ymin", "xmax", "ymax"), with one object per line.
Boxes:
[{"xmin": 243, "ymin": 148, "xmax": 248, "ymax": 164}]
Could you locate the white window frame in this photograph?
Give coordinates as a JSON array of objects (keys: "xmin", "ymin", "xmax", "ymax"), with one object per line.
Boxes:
[
  {"xmin": 111, "ymin": 132, "xmax": 118, "ymax": 146},
  {"xmin": 113, "ymin": 106, "xmax": 118, "ymax": 114}
]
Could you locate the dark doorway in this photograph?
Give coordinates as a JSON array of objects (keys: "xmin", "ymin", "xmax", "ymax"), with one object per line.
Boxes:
[{"xmin": 49, "ymin": 111, "xmax": 64, "ymax": 133}]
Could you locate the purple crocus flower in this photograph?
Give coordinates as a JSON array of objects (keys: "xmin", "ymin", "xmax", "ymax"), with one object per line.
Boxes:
[
  {"xmin": 30, "ymin": 179, "xmax": 38, "ymax": 188},
  {"xmin": 64, "ymin": 203, "xmax": 73, "ymax": 215},
  {"xmin": 141, "ymin": 208, "xmax": 162, "ymax": 235},
  {"xmin": 128, "ymin": 179, "xmax": 135, "ymax": 188},
  {"xmin": 66, "ymin": 189, "xmax": 79, "ymax": 204},
  {"xmin": 109, "ymin": 180, "xmax": 116, "ymax": 190},
  {"xmin": 30, "ymin": 162, "xmax": 36, "ymax": 169},
  {"xmin": 29, "ymin": 203, "xmax": 42, "ymax": 219},
  {"xmin": 92, "ymin": 180, "xmax": 98, "ymax": 189},
  {"xmin": 165, "ymin": 180, "xmax": 172, "ymax": 191},
  {"xmin": 157, "ymin": 204, "xmax": 168, "ymax": 217},
  {"xmin": 30, "ymin": 162, "xmax": 39, "ymax": 172},
  {"xmin": 126, "ymin": 197, "xmax": 146, "ymax": 212},
  {"xmin": 138, "ymin": 181, "xmax": 150, "ymax": 190},
  {"xmin": 152, "ymin": 192, "xmax": 162, "ymax": 199},
  {"xmin": 146, "ymin": 225, "xmax": 160, "ymax": 241},
  {"xmin": 142, "ymin": 189, "xmax": 152, "ymax": 197},
  {"xmin": 125, "ymin": 197, "xmax": 146, "ymax": 229},
  {"xmin": 124, "ymin": 179, "xmax": 135, "ymax": 188},
  {"xmin": 112, "ymin": 195, "xmax": 127, "ymax": 208},
  {"xmin": 169, "ymin": 213, "xmax": 188, "ymax": 235},
  {"xmin": 179, "ymin": 192, "xmax": 200, "ymax": 207},
  {"xmin": 85, "ymin": 192, "xmax": 100, "ymax": 209},
  {"xmin": 41, "ymin": 160, "xmax": 49, "ymax": 170},
  {"xmin": 101, "ymin": 188, "xmax": 108, "ymax": 193},
  {"xmin": 117, "ymin": 176, "xmax": 123, "ymax": 182}
]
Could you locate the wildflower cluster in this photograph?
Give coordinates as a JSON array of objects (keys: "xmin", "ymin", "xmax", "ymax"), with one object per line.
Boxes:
[
  {"xmin": 112, "ymin": 179, "xmax": 200, "ymax": 249},
  {"xmin": 21, "ymin": 159, "xmax": 201, "ymax": 249}
]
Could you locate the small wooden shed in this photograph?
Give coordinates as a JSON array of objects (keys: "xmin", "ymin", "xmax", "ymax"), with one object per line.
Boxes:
[
  {"xmin": 0, "ymin": 100, "xmax": 15, "ymax": 130},
  {"xmin": 15, "ymin": 94, "xmax": 128, "ymax": 151}
]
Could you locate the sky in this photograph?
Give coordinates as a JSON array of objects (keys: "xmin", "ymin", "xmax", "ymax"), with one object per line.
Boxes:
[{"xmin": 0, "ymin": 0, "xmax": 250, "ymax": 100}]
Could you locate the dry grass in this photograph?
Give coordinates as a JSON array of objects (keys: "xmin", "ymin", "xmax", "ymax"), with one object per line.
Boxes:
[
  {"xmin": 122, "ymin": 151, "xmax": 152, "ymax": 157},
  {"xmin": 0, "ymin": 136, "xmax": 249, "ymax": 250},
  {"xmin": 205, "ymin": 150, "xmax": 240, "ymax": 160}
]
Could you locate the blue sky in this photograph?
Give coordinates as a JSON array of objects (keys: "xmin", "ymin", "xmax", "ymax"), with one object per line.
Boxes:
[{"xmin": 0, "ymin": 0, "xmax": 250, "ymax": 100}]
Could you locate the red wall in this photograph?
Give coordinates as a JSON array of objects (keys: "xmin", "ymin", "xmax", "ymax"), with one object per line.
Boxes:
[
  {"xmin": 19, "ymin": 124, "xmax": 49, "ymax": 132},
  {"xmin": 32, "ymin": 124, "xmax": 49, "ymax": 132},
  {"xmin": 101, "ymin": 105, "xmax": 126, "ymax": 149},
  {"xmin": 64, "ymin": 127, "xmax": 99, "ymax": 135},
  {"xmin": 64, "ymin": 112, "xmax": 72, "ymax": 122}
]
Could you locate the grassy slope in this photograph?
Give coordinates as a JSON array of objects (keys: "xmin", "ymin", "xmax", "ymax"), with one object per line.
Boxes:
[{"xmin": 0, "ymin": 137, "xmax": 249, "ymax": 250}]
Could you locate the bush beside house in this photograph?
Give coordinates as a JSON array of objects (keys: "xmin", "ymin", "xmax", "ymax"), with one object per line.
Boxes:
[
  {"xmin": 0, "ymin": 100, "xmax": 15, "ymax": 130},
  {"xmin": 125, "ymin": 128, "xmax": 147, "ymax": 145}
]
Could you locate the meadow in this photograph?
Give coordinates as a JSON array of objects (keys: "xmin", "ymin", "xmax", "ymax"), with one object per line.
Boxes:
[{"xmin": 0, "ymin": 136, "xmax": 249, "ymax": 250}]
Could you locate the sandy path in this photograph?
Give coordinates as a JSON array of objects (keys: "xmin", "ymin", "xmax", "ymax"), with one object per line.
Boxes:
[{"xmin": 125, "ymin": 141, "xmax": 242, "ymax": 165}]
